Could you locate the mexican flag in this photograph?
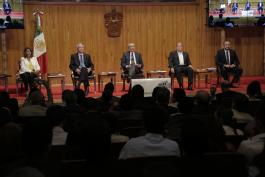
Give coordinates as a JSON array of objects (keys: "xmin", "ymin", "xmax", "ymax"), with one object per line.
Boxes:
[{"xmin": 33, "ymin": 12, "xmax": 47, "ymax": 74}]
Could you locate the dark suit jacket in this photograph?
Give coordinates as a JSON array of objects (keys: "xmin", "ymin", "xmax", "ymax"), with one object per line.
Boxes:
[
  {"xmin": 215, "ymin": 49, "xmax": 240, "ymax": 68},
  {"xmin": 69, "ymin": 53, "xmax": 94, "ymax": 75},
  {"xmin": 121, "ymin": 51, "xmax": 144, "ymax": 69},
  {"xmin": 3, "ymin": 2, "xmax": 11, "ymax": 11},
  {"xmin": 245, "ymin": 2, "xmax": 251, "ymax": 10},
  {"xmin": 168, "ymin": 51, "xmax": 191, "ymax": 68},
  {"xmin": 258, "ymin": 2, "xmax": 263, "ymax": 9}
]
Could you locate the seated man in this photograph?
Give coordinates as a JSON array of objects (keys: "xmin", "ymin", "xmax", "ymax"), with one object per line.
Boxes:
[
  {"xmin": 168, "ymin": 42, "xmax": 194, "ymax": 90},
  {"xmin": 245, "ymin": 0, "xmax": 251, "ymax": 10},
  {"xmin": 258, "ymin": 1, "xmax": 263, "ymax": 14},
  {"xmin": 2, "ymin": 0, "xmax": 11, "ymax": 15},
  {"xmin": 69, "ymin": 43, "xmax": 94, "ymax": 95},
  {"xmin": 216, "ymin": 41, "xmax": 243, "ymax": 87},
  {"xmin": 232, "ymin": 1, "xmax": 238, "ymax": 14},
  {"xmin": 121, "ymin": 43, "xmax": 144, "ymax": 82}
]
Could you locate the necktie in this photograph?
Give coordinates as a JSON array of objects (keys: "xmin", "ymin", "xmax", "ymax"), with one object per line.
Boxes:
[
  {"xmin": 80, "ymin": 54, "xmax": 85, "ymax": 68},
  {"xmin": 225, "ymin": 50, "xmax": 230, "ymax": 64},
  {"xmin": 130, "ymin": 52, "xmax": 135, "ymax": 65}
]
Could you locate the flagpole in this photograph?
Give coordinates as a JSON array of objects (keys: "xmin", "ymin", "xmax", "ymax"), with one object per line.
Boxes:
[
  {"xmin": 1, "ymin": 29, "xmax": 7, "ymax": 74},
  {"xmin": 33, "ymin": 9, "xmax": 47, "ymax": 75}
]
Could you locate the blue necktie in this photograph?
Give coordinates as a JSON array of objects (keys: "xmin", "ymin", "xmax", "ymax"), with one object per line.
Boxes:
[{"xmin": 80, "ymin": 54, "xmax": 85, "ymax": 68}]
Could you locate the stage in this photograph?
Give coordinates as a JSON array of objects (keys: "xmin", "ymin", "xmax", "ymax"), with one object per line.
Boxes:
[{"xmin": 2, "ymin": 76, "xmax": 265, "ymax": 104}]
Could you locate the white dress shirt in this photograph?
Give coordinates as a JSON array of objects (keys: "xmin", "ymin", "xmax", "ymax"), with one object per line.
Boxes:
[
  {"xmin": 119, "ymin": 133, "xmax": 181, "ymax": 159},
  {"xmin": 19, "ymin": 105, "xmax": 47, "ymax": 117},
  {"xmin": 52, "ymin": 126, "xmax": 68, "ymax": 145},
  {"xmin": 237, "ymin": 133, "xmax": 265, "ymax": 162},
  {"xmin": 129, "ymin": 52, "xmax": 137, "ymax": 65},
  {"xmin": 177, "ymin": 52, "xmax": 184, "ymax": 65},
  {"xmin": 232, "ymin": 109, "xmax": 254, "ymax": 123},
  {"xmin": 19, "ymin": 57, "xmax": 40, "ymax": 74},
  {"xmin": 223, "ymin": 125, "xmax": 244, "ymax": 136}
]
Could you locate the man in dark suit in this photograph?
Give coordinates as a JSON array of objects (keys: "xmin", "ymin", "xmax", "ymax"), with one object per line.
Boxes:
[
  {"xmin": 216, "ymin": 41, "xmax": 243, "ymax": 87},
  {"xmin": 232, "ymin": 1, "xmax": 238, "ymax": 14},
  {"xmin": 2, "ymin": 0, "xmax": 11, "ymax": 15},
  {"xmin": 121, "ymin": 43, "xmax": 144, "ymax": 81},
  {"xmin": 69, "ymin": 43, "xmax": 94, "ymax": 95},
  {"xmin": 258, "ymin": 1, "xmax": 263, "ymax": 14},
  {"xmin": 168, "ymin": 42, "xmax": 194, "ymax": 90},
  {"xmin": 245, "ymin": 0, "xmax": 251, "ymax": 10}
]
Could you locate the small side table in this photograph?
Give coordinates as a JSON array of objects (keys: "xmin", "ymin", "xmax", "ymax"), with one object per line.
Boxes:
[
  {"xmin": 193, "ymin": 69, "xmax": 216, "ymax": 88},
  {"xmin": 98, "ymin": 72, "xmax": 116, "ymax": 92},
  {"xmin": 0, "ymin": 74, "xmax": 11, "ymax": 92},
  {"xmin": 47, "ymin": 73, "xmax": 66, "ymax": 92},
  {"xmin": 147, "ymin": 70, "xmax": 167, "ymax": 78}
]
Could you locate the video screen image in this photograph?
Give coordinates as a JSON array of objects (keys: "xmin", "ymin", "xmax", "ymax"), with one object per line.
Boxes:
[
  {"xmin": 0, "ymin": 0, "xmax": 24, "ymax": 29},
  {"xmin": 208, "ymin": 0, "xmax": 265, "ymax": 27}
]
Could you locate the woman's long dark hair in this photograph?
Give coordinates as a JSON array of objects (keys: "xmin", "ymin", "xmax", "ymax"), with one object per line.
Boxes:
[{"xmin": 24, "ymin": 47, "xmax": 33, "ymax": 58}]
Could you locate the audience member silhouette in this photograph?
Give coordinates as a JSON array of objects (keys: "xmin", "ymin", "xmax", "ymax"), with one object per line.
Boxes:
[
  {"xmin": 247, "ymin": 80, "xmax": 263, "ymax": 100},
  {"xmin": 119, "ymin": 104, "xmax": 181, "ymax": 159}
]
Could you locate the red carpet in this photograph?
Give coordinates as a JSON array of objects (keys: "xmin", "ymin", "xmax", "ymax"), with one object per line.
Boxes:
[{"xmin": 2, "ymin": 76, "xmax": 265, "ymax": 104}]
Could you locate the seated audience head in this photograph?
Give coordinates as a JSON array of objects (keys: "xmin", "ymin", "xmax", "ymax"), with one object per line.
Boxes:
[
  {"xmin": 0, "ymin": 107, "xmax": 12, "ymax": 127},
  {"xmin": 220, "ymin": 80, "xmax": 230, "ymax": 92},
  {"xmin": 194, "ymin": 90, "xmax": 210, "ymax": 106},
  {"xmin": 62, "ymin": 89, "xmax": 76, "ymax": 105},
  {"xmin": 153, "ymin": 86, "xmax": 170, "ymax": 106},
  {"xmin": 102, "ymin": 89, "xmax": 113, "ymax": 102},
  {"xmin": 74, "ymin": 88, "xmax": 85, "ymax": 104},
  {"xmin": 102, "ymin": 82, "xmax": 115, "ymax": 102},
  {"xmin": 209, "ymin": 15, "xmax": 214, "ymax": 22},
  {"xmin": 225, "ymin": 17, "xmax": 231, "ymax": 23},
  {"xmin": 5, "ymin": 15, "xmax": 12, "ymax": 23},
  {"xmin": 216, "ymin": 108, "xmax": 234, "ymax": 126},
  {"xmin": 143, "ymin": 104, "xmax": 169, "ymax": 134},
  {"xmin": 104, "ymin": 82, "xmax": 115, "ymax": 93},
  {"xmin": 29, "ymin": 89, "xmax": 45, "ymax": 105},
  {"xmin": 232, "ymin": 94, "xmax": 250, "ymax": 113},
  {"xmin": 46, "ymin": 105, "xmax": 65, "ymax": 128},
  {"xmin": 119, "ymin": 93, "xmax": 132, "ymax": 110},
  {"xmin": 172, "ymin": 88, "xmax": 186, "ymax": 103},
  {"xmin": 247, "ymin": 80, "xmax": 262, "ymax": 98},
  {"xmin": 0, "ymin": 91, "xmax": 10, "ymax": 108},
  {"xmin": 130, "ymin": 84, "xmax": 144, "ymax": 101},
  {"xmin": 152, "ymin": 86, "xmax": 160, "ymax": 101}
]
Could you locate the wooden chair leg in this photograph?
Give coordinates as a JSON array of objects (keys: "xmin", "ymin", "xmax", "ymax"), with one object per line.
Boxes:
[
  {"xmin": 94, "ymin": 78, "xmax": 96, "ymax": 93},
  {"xmin": 16, "ymin": 82, "xmax": 18, "ymax": 97},
  {"xmin": 171, "ymin": 76, "xmax": 174, "ymax": 90},
  {"xmin": 122, "ymin": 79, "xmax": 125, "ymax": 91}
]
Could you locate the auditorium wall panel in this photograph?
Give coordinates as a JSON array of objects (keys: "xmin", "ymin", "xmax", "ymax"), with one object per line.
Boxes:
[{"xmin": 2, "ymin": 0, "xmax": 263, "ymax": 85}]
